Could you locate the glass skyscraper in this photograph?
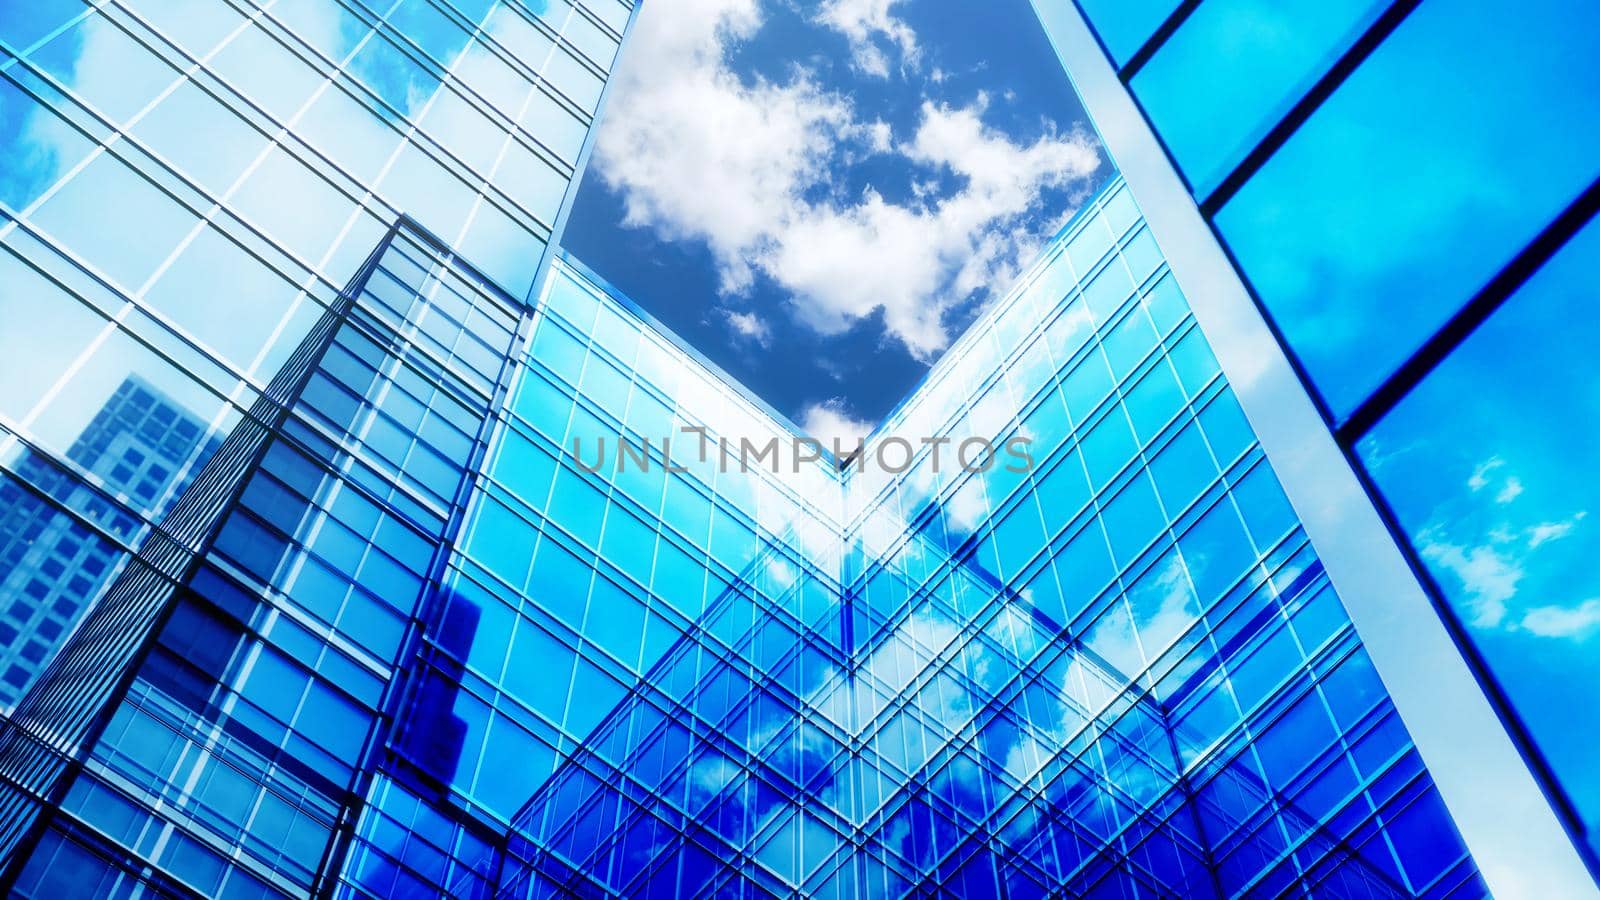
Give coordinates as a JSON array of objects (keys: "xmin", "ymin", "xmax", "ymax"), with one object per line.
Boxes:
[
  {"xmin": 1032, "ymin": 0, "xmax": 1600, "ymax": 894},
  {"xmin": 0, "ymin": 376, "xmax": 217, "ymax": 709},
  {"xmin": 0, "ymin": 0, "xmax": 1573, "ymax": 896}
]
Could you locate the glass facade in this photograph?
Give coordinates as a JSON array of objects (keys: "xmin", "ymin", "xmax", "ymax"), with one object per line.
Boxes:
[
  {"xmin": 1, "ymin": 0, "xmax": 1492, "ymax": 895},
  {"xmin": 0, "ymin": 377, "xmax": 218, "ymax": 709},
  {"xmin": 479, "ymin": 184, "xmax": 1479, "ymax": 897},
  {"xmin": 2, "ymin": 151, "xmax": 1485, "ymax": 893},
  {"xmin": 1360, "ymin": 216, "xmax": 1600, "ymax": 862},
  {"xmin": 1061, "ymin": 0, "xmax": 1600, "ymax": 876},
  {"xmin": 9, "ymin": 218, "xmax": 527, "ymax": 898}
]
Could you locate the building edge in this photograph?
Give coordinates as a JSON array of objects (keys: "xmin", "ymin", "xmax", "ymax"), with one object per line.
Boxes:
[{"xmin": 1025, "ymin": 3, "xmax": 1597, "ymax": 897}]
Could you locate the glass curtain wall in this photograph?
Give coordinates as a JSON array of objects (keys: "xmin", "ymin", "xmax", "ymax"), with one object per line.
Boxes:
[
  {"xmin": 1065, "ymin": 0, "xmax": 1600, "ymax": 865},
  {"xmin": 4, "ymin": 174, "xmax": 1486, "ymax": 896},
  {"xmin": 0, "ymin": 0, "xmax": 1494, "ymax": 891}
]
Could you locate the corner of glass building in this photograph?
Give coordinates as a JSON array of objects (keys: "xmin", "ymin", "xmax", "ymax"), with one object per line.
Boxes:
[
  {"xmin": 1029, "ymin": 0, "xmax": 1600, "ymax": 894},
  {"xmin": 1, "ymin": 0, "xmax": 1583, "ymax": 895}
]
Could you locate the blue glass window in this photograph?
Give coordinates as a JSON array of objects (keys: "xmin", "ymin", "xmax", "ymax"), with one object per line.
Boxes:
[
  {"xmin": 391, "ymin": 0, "xmax": 472, "ymax": 69},
  {"xmin": 1133, "ymin": 0, "xmax": 1389, "ymax": 195},
  {"xmin": 1054, "ymin": 521, "xmax": 1115, "ymax": 620},
  {"xmin": 1100, "ymin": 473, "xmax": 1163, "ymax": 567},
  {"xmin": 1149, "ymin": 423, "xmax": 1216, "ymax": 516},
  {"xmin": 1080, "ymin": 410, "xmax": 1136, "ymax": 489},
  {"xmin": 505, "ymin": 616, "xmax": 574, "ymax": 720},
  {"xmin": 1124, "ymin": 362, "xmax": 1185, "ymax": 443},
  {"xmin": 1360, "ymin": 214, "xmax": 1600, "ymax": 854},
  {"xmin": 1035, "ymin": 451, "xmax": 1090, "ymax": 537},
  {"xmin": 494, "ymin": 429, "xmax": 558, "ymax": 507},
  {"xmin": 1215, "ymin": 0, "xmax": 1600, "ymax": 418},
  {"xmin": 1083, "ymin": 258, "xmax": 1134, "ymax": 323},
  {"xmin": 1077, "ymin": 0, "xmax": 1182, "ymax": 66},
  {"xmin": 0, "ymin": 178, "xmax": 1485, "ymax": 896},
  {"xmin": 527, "ymin": 536, "xmax": 592, "ymax": 628},
  {"xmin": 467, "ymin": 497, "xmax": 536, "ymax": 589},
  {"xmin": 32, "ymin": 153, "xmax": 194, "ymax": 290},
  {"xmin": 0, "ymin": 76, "xmax": 96, "ymax": 212},
  {"xmin": 1126, "ymin": 550, "xmax": 1198, "ymax": 655},
  {"xmin": 1197, "ymin": 389, "xmax": 1251, "ymax": 468},
  {"xmin": 1178, "ymin": 500, "xmax": 1252, "ymax": 604},
  {"xmin": 1062, "ymin": 349, "xmax": 1115, "ymax": 425},
  {"xmin": 476, "ymin": 715, "xmax": 555, "ymax": 819},
  {"xmin": 548, "ymin": 467, "xmax": 606, "ymax": 546}
]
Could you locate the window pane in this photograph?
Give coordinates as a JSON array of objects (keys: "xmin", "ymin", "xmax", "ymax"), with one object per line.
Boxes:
[
  {"xmin": 0, "ymin": 248, "xmax": 105, "ymax": 422},
  {"xmin": 142, "ymin": 227, "xmax": 306, "ymax": 373},
  {"xmin": 1216, "ymin": 0, "xmax": 1600, "ymax": 419},
  {"xmin": 0, "ymin": 75, "xmax": 96, "ymax": 211},
  {"xmin": 31, "ymin": 152, "xmax": 195, "ymax": 291},
  {"xmin": 1360, "ymin": 213, "xmax": 1600, "ymax": 855},
  {"xmin": 1077, "ymin": 0, "xmax": 1182, "ymax": 65},
  {"xmin": 1133, "ymin": 0, "xmax": 1389, "ymax": 194},
  {"xmin": 131, "ymin": 80, "xmax": 266, "ymax": 198}
]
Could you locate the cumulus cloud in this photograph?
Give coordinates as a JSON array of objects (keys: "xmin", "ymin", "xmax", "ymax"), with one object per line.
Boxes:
[
  {"xmin": 1467, "ymin": 457, "xmax": 1502, "ymax": 492},
  {"xmin": 816, "ymin": 0, "xmax": 919, "ymax": 78},
  {"xmin": 1528, "ymin": 513, "xmax": 1585, "ymax": 548},
  {"xmin": 1495, "ymin": 476, "xmax": 1524, "ymax": 505},
  {"xmin": 723, "ymin": 308, "xmax": 772, "ymax": 346},
  {"xmin": 591, "ymin": 0, "xmax": 1102, "ymax": 363},
  {"xmin": 764, "ymin": 100, "xmax": 1100, "ymax": 359},
  {"xmin": 593, "ymin": 0, "xmax": 853, "ymax": 293},
  {"xmin": 799, "ymin": 397, "xmax": 873, "ymax": 449},
  {"xmin": 865, "ymin": 118, "xmax": 894, "ymax": 154},
  {"xmin": 1417, "ymin": 533, "xmax": 1525, "ymax": 629},
  {"xmin": 1417, "ymin": 458, "xmax": 1591, "ymax": 635},
  {"xmin": 1520, "ymin": 599, "xmax": 1600, "ymax": 640}
]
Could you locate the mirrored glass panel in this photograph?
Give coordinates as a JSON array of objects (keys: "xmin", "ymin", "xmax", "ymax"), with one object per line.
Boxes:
[
  {"xmin": 1361, "ymin": 213, "xmax": 1600, "ymax": 859},
  {"xmin": 1214, "ymin": 0, "xmax": 1600, "ymax": 418}
]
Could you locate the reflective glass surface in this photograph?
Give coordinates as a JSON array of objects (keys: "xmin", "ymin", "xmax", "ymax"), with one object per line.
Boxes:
[
  {"xmin": 0, "ymin": 0, "xmax": 625, "ymax": 726},
  {"xmin": 1132, "ymin": 0, "xmax": 1389, "ymax": 195},
  {"xmin": 1361, "ymin": 214, "xmax": 1600, "ymax": 862},
  {"xmin": 0, "ymin": 0, "xmax": 629, "ymax": 890},
  {"xmin": 0, "ymin": 379, "xmax": 218, "ymax": 708},
  {"xmin": 1, "ymin": 175, "xmax": 1484, "ymax": 896},
  {"xmin": 1067, "ymin": 0, "xmax": 1600, "ymax": 865},
  {"xmin": 7, "ymin": 223, "xmax": 526, "ymax": 897},
  {"xmin": 474, "ymin": 181, "xmax": 1478, "ymax": 897},
  {"xmin": 1212, "ymin": 0, "xmax": 1600, "ymax": 418},
  {"xmin": 1075, "ymin": 0, "xmax": 1182, "ymax": 64},
  {"xmin": 0, "ymin": 0, "xmax": 1489, "ymax": 890}
]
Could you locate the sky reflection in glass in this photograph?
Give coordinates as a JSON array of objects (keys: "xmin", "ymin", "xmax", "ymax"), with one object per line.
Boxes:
[
  {"xmin": 1215, "ymin": 0, "xmax": 1600, "ymax": 419},
  {"xmin": 1361, "ymin": 214, "xmax": 1600, "ymax": 859}
]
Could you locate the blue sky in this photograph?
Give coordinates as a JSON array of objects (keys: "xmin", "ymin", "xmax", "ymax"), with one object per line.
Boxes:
[{"xmin": 561, "ymin": 0, "xmax": 1106, "ymax": 442}]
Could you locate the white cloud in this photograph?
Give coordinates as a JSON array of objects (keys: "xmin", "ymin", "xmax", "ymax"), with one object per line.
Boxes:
[
  {"xmin": 1520, "ymin": 599, "xmax": 1600, "ymax": 640},
  {"xmin": 1495, "ymin": 476, "xmax": 1524, "ymax": 505},
  {"xmin": 1467, "ymin": 457, "xmax": 1502, "ymax": 492},
  {"xmin": 1527, "ymin": 512, "xmax": 1585, "ymax": 548},
  {"xmin": 865, "ymin": 118, "xmax": 894, "ymax": 154},
  {"xmin": 1417, "ymin": 533, "xmax": 1524, "ymax": 629},
  {"xmin": 800, "ymin": 397, "xmax": 873, "ymax": 450},
  {"xmin": 1420, "ymin": 460, "xmax": 1592, "ymax": 637},
  {"xmin": 723, "ymin": 308, "xmax": 771, "ymax": 346},
  {"xmin": 816, "ymin": 0, "xmax": 919, "ymax": 78},
  {"xmin": 759, "ymin": 102, "xmax": 1100, "ymax": 359},
  {"xmin": 1126, "ymin": 554, "xmax": 1198, "ymax": 656},
  {"xmin": 943, "ymin": 478, "xmax": 988, "ymax": 536},
  {"xmin": 688, "ymin": 754, "xmax": 740, "ymax": 799},
  {"xmin": 592, "ymin": 0, "xmax": 854, "ymax": 294},
  {"xmin": 591, "ymin": 0, "xmax": 1102, "ymax": 363}
]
